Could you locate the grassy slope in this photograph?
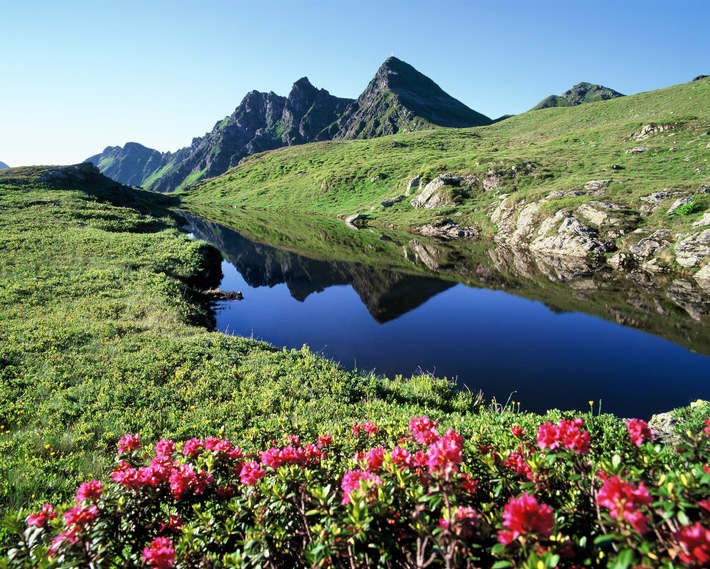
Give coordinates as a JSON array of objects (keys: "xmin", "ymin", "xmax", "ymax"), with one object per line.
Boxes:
[
  {"xmin": 0, "ymin": 167, "xmax": 483, "ymax": 516},
  {"xmin": 182, "ymin": 78, "xmax": 710, "ymax": 239}
]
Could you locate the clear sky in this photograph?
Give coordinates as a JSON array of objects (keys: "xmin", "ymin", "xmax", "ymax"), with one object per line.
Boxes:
[{"xmin": 1, "ymin": 0, "xmax": 708, "ymax": 167}]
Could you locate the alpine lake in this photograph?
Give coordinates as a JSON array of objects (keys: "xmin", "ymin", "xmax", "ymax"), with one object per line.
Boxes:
[{"xmin": 182, "ymin": 208, "xmax": 710, "ymax": 419}]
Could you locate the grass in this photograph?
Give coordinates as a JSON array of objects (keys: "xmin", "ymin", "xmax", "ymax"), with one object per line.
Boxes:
[{"xmin": 0, "ymin": 166, "xmax": 484, "ymax": 521}]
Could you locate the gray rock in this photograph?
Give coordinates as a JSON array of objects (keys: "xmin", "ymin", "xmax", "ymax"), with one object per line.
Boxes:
[
  {"xmin": 381, "ymin": 195, "xmax": 405, "ymax": 207},
  {"xmin": 608, "ymin": 252, "xmax": 635, "ymax": 270},
  {"xmin": 530, "ymin": 212, "xmax": 610, "ymax": 258},
  {"xmin": 667, "ymin": 197, "xmax": 693, "ymax": 215},
  {"xmin": 626, "ymin": 146, "xmax": 649, "ymax": 154},
  {"xmin": 695, "ymin": 264, "xmax": 710, "ymax": 294},
  {"xmin": 410, "ymin": 175, "xmax": 461, "ymax": 209},
  {"xmin": 414, "ymin": 219, "xmax": 478, "ymax": 240},
  {"xmin": 693, "ymin": 212, "xmax": 710, "ymax": 227},
  {"xmin": 648, "ymin": 412, "xmax": 679, "ymax": 445},
  {"xmin": 640, "ymin": 190, "xmax": 673, "ymax": 214},
  {"xmin": 406, "ymin": 175, "xmax": 421, "ymax": 195},
  {"xmin": 630, "ymin": 229, "xmax": 671, "ymax": 259},
  {"xmin": 583, "ymin": 179, "xmax": 612, "ymax": 193},
  {"xmin": 675, "ymin": 229, "xmax": 710, "ymax": 267}
]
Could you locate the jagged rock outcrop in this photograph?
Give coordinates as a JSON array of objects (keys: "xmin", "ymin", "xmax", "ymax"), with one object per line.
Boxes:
[
  {"xmin": 87, "ymin": 57, "xmax": 490, "ymax": 192},
  {"xmin": 532, "ymin": 82, "xmax": 624, "ymax": 110},
  {"xmin": 332, "ymin": 57, "xmax": 491, "ymax": 140}
]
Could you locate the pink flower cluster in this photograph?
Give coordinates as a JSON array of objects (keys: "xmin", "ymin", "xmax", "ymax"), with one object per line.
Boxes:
[
  {"xmin": 627, "ymin": 419, "xmax": 653, "ymax": 447},
  {"xmin": 409, "ymin": 416, "xmax": 440, "ymax": 444},
  {"xmin": 27, "ymin": 503, "xmax": 57, "ymax": 528},
  {"xmin": 142, "ymin": 536, "xmax": 176, "ymax": 569},
  {"xmin": 112, "ymin": 439, "xmax": 212, "ymax": 499},
  {"xmin": 674, "ymin": 522, "xmax": 710, "ymax": 566},
  {"xmin": 76, "ymin": 479, "xmax": 104, "ymax": 503},
  {"xmin": 352, "ymin": 421, "xmax": 379, "ymax": 437},
  {"xmin": 240, "ymin": 461, "xmax": 266, "ymax": 486},
  {"xmin": 261, "ymin": 443, "xmax": 325, "ymax": 469},
  {"xmin": 537, "ymin": 418, "xmax": 590, "ymax": 455},
  {"xmin": 117, "ymin": 433, "xmax": 141, "ymax": 454},
  {"xmin": 183, "ymin": 436, "xmax": 243, "ymax": 461},
  {"xmin": 497, "ymin": 493, "xmax": 555, "ymax": 546},
  {"xmin": 504, "ymin": 450, "xmax": 533, "ymax": 481},
  {"xmin": 341, "ymin": 469, "xmax": 383, "ymax": 504},
  {"xmin": 597, "ymin": 473, "xmax": 652, "ymax": 534}
]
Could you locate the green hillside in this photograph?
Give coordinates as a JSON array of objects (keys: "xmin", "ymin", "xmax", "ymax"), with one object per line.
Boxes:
[{"xmin": 183, "ymin": 78, "xmax": 710, "ymax": 271}]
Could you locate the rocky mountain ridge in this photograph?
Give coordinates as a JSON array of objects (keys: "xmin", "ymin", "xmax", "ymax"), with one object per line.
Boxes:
[{"xmin": 87, "ymin": 57, "xmax": 489, "ymax": 192}]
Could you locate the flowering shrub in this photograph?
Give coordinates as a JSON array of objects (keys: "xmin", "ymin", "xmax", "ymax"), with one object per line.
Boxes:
[{"xmin": 6, "ymin": 413, "xmax": 710, "ymax": 568}]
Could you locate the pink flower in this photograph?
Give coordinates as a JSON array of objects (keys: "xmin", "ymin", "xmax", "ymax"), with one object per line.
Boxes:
[
  {"xmin": 27, "ymin": 503, "xmax": 57, "ymax": 527},
  {"xmin": 158, "ymin": 515, "xmax": 184, "ymax": 535},
  {"xmin": 537, "ymin": 419, "xmax": 590, "ymax": 455},
  {"xmin": 169, "ymin": 464, "xmax": 197, "ymax": 499},
  {"xmin": 317, "ymin": 434, "xmax": 333, "ymax": 448},
  {"xmin": 426, "ymin": 429, "xmax": 464, "ymax": 477},
  {"xmin": 363, "ymin": 446, "xmax": 386, "ymax": 472},
  {"xmin": 48, "ymin": 526, "xmax": 79, "ymax": 557},
  {"xmin": 704, "ymin": 419, "xmax": 710, "ymax": 439},
  {"xmin": 627, "ymin": 419, "xmax": 653, "ymax": 447},
  {"xmin": 391, "ymin": 446, "xmax": 412, "ymax": 467},
  {"xmin": 597, "ymin": 473, "xmax": 652, "ymax": 534},
  {"xmin": 409, "ymin": 416, "xmax": 440, "ymax": 445},
  {"xmin": 460, "ymin": 473, "xmax": 479, "ymax": 494},
  {"xmin": 504, "ymin": 452, "xmax": 533, "ymax": 480},
  {"xmin": 352, "ymin": 421, "xmax": 378, "ymax": 437},
  {"xmin": 511, "ymin": 425, "xmax": 526, "ymax": 438},
  {"xmin": 497, "ymin": 493, "xmax": 555, "ymax": 546},
  {"xmin": 117, "ymin": 433, "xmax": 141, "ymax": 454},
  {"xmin": 63, "ymin": 505, "xmax": 98, "ymax": 529},
  {"xmin": 154, "ymin": 439, "xmax": 176, "ymax": 459},
  {"xmin": 674, "ymin": 522, "xmax": 710, "ymax": 566},
  {"xmin": 138, "ymin": 455, "xmax": 174, "ymax": 487},
  {"xmin": 76, "ymin": 480, "xmax": 104, "ymax": 503},
  {"xmin": 341, "ymin": 469, "xmax": 382, "ymax": 504},
  {"xmin": 142, "ymin": 536, "xmax": 176, "ymax": 569},
  {"xmin": 240, "ymin": 461, "xmax": 266, "ymax": 486},
  {"xmin": 112, "ymin": 461, "xmax": 140, "ymax": 489},
  {"xmin": 284, "ymin": 435, "xmax": 301, "ymax": 447},
  {"xmin": 182, "ymin": 438, "xmax": 204, "ymax": 458},
  {"xmin": 204, "ymin": 437, "xmax": 243, "ymax": 461}
]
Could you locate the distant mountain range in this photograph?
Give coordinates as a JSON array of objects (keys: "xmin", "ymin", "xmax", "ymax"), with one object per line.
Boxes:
[
  {"xmin": 87, "ymin": 59, "xmax": 629, "ymax": 193},
  {"xmin": 0, "ymin": 161, "xmax": 9, "ymax": 170},
  {"xmin": 532, "ymin": 82, "xmax": 624, "ymax": 110},
  {"xmin": 87, "ymin": 57, "xmax": 492, "ymax": 192}
]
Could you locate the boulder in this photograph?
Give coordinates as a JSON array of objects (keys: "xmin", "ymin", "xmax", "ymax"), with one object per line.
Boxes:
[
  {"xmin": 693, "ymin": 212, "xmax": 710, "ymax": 228},
  {"xmin": 406, "ymin": 175, "xmax": 421, "ymax": 195},
  {"xmin": 630, "ymin": 229, "xmax": 671, "ymax": 259},
  {"xmin": 675, "ymin": 229, "xmax": 710, "ymax": 268},
  {"xmin": 410, "ymin": 175, "xmax": 461, "ymax": 209},
  {"xmin": 583, "ymin": 179, "xmax": 612, "ymax": 193},
  {"xmin": 640, "ymin": 190, "xmax": 673, "ymax": 214},
  {"xmin": 530, "ymin": 212, "xmax": 610, "ymax": 258},
  {"xmin": 345, "ymin": 213, "xmax": 367, "ymax": 228},
  {"xmin": 626, "ymin": 146, "xmax": 649, "ymax": 154},
  {"xmin": 381, "ymin": 195, "xmax": 405, "ymax": 207}
]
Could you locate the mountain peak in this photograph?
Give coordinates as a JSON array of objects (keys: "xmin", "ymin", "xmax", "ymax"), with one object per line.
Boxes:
[
  {"xmin": 0, "ymin": 161, "xmax": 9, "ymax": 170},
  {"xmin": 533, "ymin": 82, "xmax": 624, "ymax": 110},
  {"xmin": 334, "ymin": 57, "xmax": 491, "ymax": 139}
]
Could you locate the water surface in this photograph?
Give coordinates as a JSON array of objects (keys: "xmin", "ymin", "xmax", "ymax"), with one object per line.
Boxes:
[{"xmin": 184, "ymin": 210, "xmax": 710, "ymax": 418}]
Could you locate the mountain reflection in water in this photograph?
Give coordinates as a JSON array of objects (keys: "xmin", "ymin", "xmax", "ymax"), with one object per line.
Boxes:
[{"xmin": 182, "ymin": 210, "xmax": 710, "ymax": 418}]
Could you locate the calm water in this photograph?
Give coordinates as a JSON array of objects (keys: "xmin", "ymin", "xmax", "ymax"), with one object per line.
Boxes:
[{"xmin": 185, "ymin": 213, "xmax": 710, "ymax": 418}]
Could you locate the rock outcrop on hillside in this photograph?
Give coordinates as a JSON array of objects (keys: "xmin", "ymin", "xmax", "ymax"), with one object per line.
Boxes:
[
  {"xmin": 532, "ymin": 82, "xmax": 624, "ymax": 110},
  {"xmin": 87, "ymin": 58, "xmax": 490, "ymax": 192}
]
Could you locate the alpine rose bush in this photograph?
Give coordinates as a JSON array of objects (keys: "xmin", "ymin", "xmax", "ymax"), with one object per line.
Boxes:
[{"xmin": 8, "ymin": 413, "xmax": 710, "ymax": 568}]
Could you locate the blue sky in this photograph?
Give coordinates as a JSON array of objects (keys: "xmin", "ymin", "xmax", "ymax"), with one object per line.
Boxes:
[{"xmin": 1, "ymin": 0, "xmax": 708, "ymax": 167}]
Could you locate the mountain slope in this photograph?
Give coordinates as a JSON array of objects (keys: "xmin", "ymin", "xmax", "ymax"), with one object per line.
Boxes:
[
  {"xmin": 532, "ymin": 82, "xmax": 624, "ymax": 110},
  {"xmin": 0, "ymin": 161, "xmax": 9, "ymax": 169},
  {"xmin": 87, "ymin": 58, "xmax": 490, "ymax": 192},
  {"xmin": 332, "ymin": 57, "xmax": 491, "ymax": 139}
]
